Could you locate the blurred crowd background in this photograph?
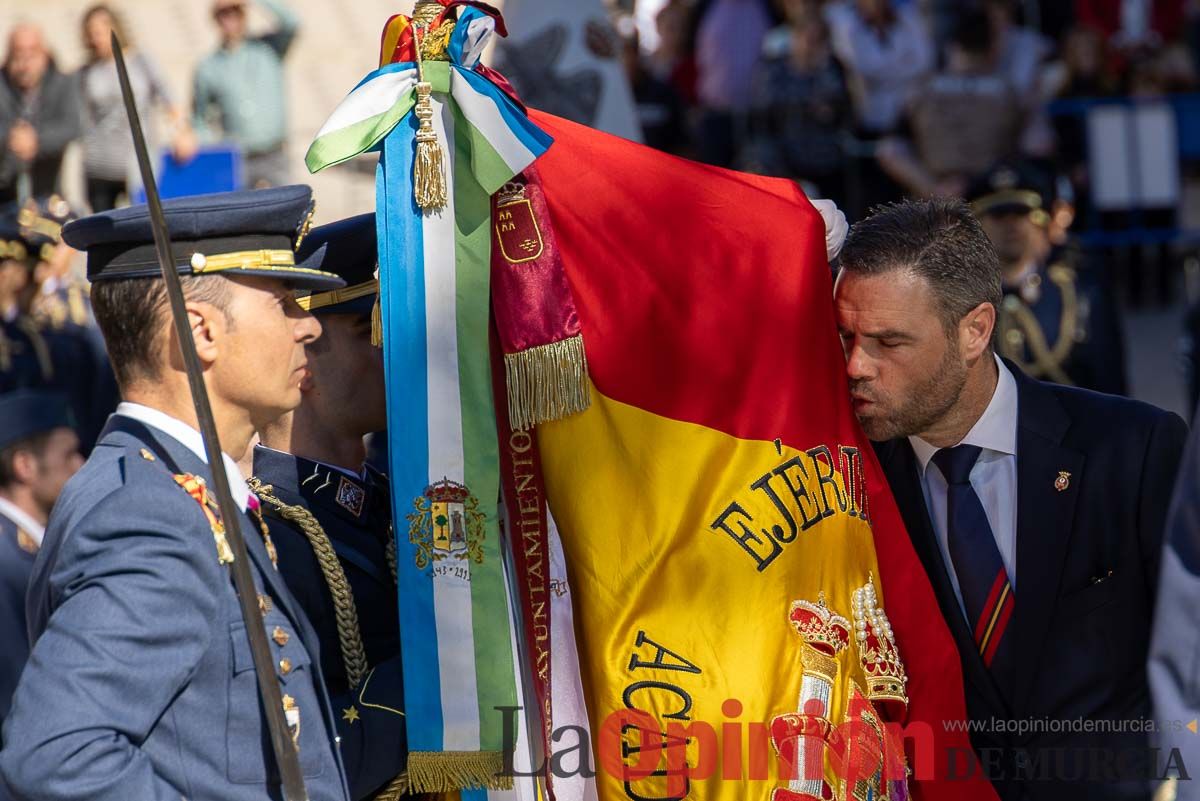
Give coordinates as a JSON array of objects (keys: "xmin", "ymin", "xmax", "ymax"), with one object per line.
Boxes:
[
  {"xmin": 3, "ymin": 0, "xmax": 1200, "ymax": 418},
  {"xmin": 607, "ymin": 0, "xmax": 1200, "ymax": 418}
]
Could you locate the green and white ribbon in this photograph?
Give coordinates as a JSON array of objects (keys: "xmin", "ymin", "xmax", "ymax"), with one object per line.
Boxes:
[{"xmin": 307, "ymin": 8, "xmax": 552, "ymax": 792}]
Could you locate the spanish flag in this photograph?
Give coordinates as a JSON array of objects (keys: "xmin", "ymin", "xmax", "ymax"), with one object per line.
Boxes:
[{"xmin": 530, "ymin": 111, "xmax": 998, "ymax": 801}]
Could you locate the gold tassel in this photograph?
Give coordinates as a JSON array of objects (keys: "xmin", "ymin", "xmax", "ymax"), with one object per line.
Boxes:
[
  {"xmin": 504, "ymin": 335, "xmax": 592, "ymax": 431},
  {"xmin": 406, "ymin": 751, "xmax": 513, "ymax": 793},
  {"xmin": 411, "ymin": 8, "xmax": 447, "ymax": 214},
  {"xmin": 370, "ymin": 293, "xmax": 383, "ymax": 348},
  {"xmin": 413, "ymin": 81, "xmax": 447, "ymax": 211}
]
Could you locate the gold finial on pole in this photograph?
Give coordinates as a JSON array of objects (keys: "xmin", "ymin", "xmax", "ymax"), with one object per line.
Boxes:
[
  {"xmin": 412, "ymin": 0, "xmax": 441, "ymax": 26},
  {"xmin": 413, "ymin": 0, "xmax": 456, "ymax": 62}
]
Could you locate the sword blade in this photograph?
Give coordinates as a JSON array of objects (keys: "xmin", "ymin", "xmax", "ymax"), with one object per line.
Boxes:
[{"xmin": 112, "ymin": 32, "xmax": 309, "ymax": 801}]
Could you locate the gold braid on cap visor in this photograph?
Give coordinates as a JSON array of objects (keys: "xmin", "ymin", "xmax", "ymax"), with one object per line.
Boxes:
[
  {"xmin": 970, "ymin": 190, "xmax": 1044, "ymax": 217},
  {"xmin": 188, "ymin": 248, "xmax": 339, "ymax": 278},
  {"xmin": 295, "ymin": 279, "xmax": 380, "ymax": 311}
]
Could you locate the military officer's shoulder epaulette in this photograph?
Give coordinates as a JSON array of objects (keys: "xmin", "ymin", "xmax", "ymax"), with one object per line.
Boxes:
[
  {"xmin": 107, "ymin": 444, "xmax": 177, "ymax": 496},
  {"xmin": 61, "ymin": 448, "xmax": 185, "ymax": 527}
]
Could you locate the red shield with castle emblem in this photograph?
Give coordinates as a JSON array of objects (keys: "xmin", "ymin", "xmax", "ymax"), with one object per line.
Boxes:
[{"xmin": 494, "ymin": 195, "xmax": 544, "ymax": 264}]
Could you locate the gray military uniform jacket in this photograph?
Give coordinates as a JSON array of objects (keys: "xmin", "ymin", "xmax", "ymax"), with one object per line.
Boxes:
[
  {"xmin": 0, "ymin": 505, "xmax": 37, "ymax": 734},
  {"xmin": 1149, "ymin": 404, "xmax": 1200, "ymax": 801},
  {"xmin": 1, "ymin": 414, "xmax": 352, "ymax": 801}
]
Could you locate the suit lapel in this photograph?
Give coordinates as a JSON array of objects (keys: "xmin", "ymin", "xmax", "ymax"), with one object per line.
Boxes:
[
  {"xmin": 877, "ymin": 439, "xmax": 1010, "ymax": 715},
  {"xmin": 1009, "ymin": 368, "xmax": 1084, "ymax": 716}
]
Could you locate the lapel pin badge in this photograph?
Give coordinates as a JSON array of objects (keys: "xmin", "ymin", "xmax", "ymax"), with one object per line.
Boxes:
[{"xmin": 1055, "ymin": 471, "xmax": 1071, "ymax": 492}]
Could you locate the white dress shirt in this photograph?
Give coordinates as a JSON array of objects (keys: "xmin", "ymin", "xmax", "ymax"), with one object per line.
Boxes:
[
  {"xmin": 0, "ymin": 496, "xmax": 46, "ymax": 548},
  {"xmin": 908, "ymin": 356, "xmax": 1019, "ymax": 617},
  {"xmin": 116, "ymin": 402, "xmax": 253, "ymax": 511}
]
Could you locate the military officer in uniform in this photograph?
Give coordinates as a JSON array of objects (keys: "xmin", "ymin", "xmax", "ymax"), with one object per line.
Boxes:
[
  {"xmin": 1, "ymin": 187, "xmax": 405, "ymax": 801},
  {"xmin": 0, "ymin": 390, "xmax": 81, "ymax": 740},
  {"xmin": 250, "ymin": 213, "xmax": 406, "ymax": 800},
  {"xmin": 16, "ymin": 195, "xmax": 84, "ymax": 333},
  {"xmin": 969, "ymin": 160, "xmax": 1128, "ymax": 395},
  {"xmin": 0, "ymin": 218, "xmax": 54, "ymax": 393},
  {"xmin": 14, "ymin": 196, "xmax": 120, "ymax": 451}
]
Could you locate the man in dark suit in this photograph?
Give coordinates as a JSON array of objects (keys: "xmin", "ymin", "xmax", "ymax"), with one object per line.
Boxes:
[
  {"xmin": 0, "ymin": 390, "xmax": 80, "ymax": 740},
  {"xmin": 0, "ymin": 216, "xmax": 54, "ymax": 394},
  {"xmin": 249, "ymin": 214, "xmax": 406, "ymax": 800},
  {"xmin": 1, "ymin": 187, "xmax": 405, "ymax": 801},
  {"xmin": 17, "ymin": 195, "xmax": 121, "ymax": 453},
  {"xmin": 832, "ymin": 197, "xmax": 1187, "ymax": 801}
]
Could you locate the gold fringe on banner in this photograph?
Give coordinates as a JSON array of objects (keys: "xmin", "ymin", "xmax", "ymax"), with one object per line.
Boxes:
[
  {"xmin": 370, "ymin": 294, "xmax": 383, "ymax": 347},
  {"xmin": 504, "ymin": 334, "xmax": 592, "ymax": 431},
  {"xmin": 406, "ymin": 751, "xmax": 513, "ymax": 793}
]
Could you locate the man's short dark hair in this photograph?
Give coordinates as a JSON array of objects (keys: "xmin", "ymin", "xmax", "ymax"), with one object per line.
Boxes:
[
  {"xmin": 0, "ymin": 432, "xmax": 52, "ymax": 489},
  {"xmin": 91, "ymin": 275, "xmax": 232, "ymax": 389},
  {"xmin": 838, "ymin": 198, "xmax": 1003, "ymax": 336}
]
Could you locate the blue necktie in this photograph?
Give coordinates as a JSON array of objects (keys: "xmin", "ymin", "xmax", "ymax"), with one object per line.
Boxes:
[{"xmin": 932, "ymin": 445, "xmax": 1016, "ymax": 697}]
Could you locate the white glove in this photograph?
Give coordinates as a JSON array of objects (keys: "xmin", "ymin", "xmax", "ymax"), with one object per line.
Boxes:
[{"xmin": 812, "ymin": 198, "xmax": 848, "ymax": 262}]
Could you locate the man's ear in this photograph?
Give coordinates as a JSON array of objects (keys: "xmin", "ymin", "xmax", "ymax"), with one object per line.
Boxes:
[
  {"xmin": 186, "ymin": 300, "xmax": 225, "ymax": 367},
  {"xmin": 959, "ymin": 301, "xmax": 996, "ymax": 362},
  {"xmin": 10, "ymin": 449, "xmax": 39, "ymax": 486}
]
